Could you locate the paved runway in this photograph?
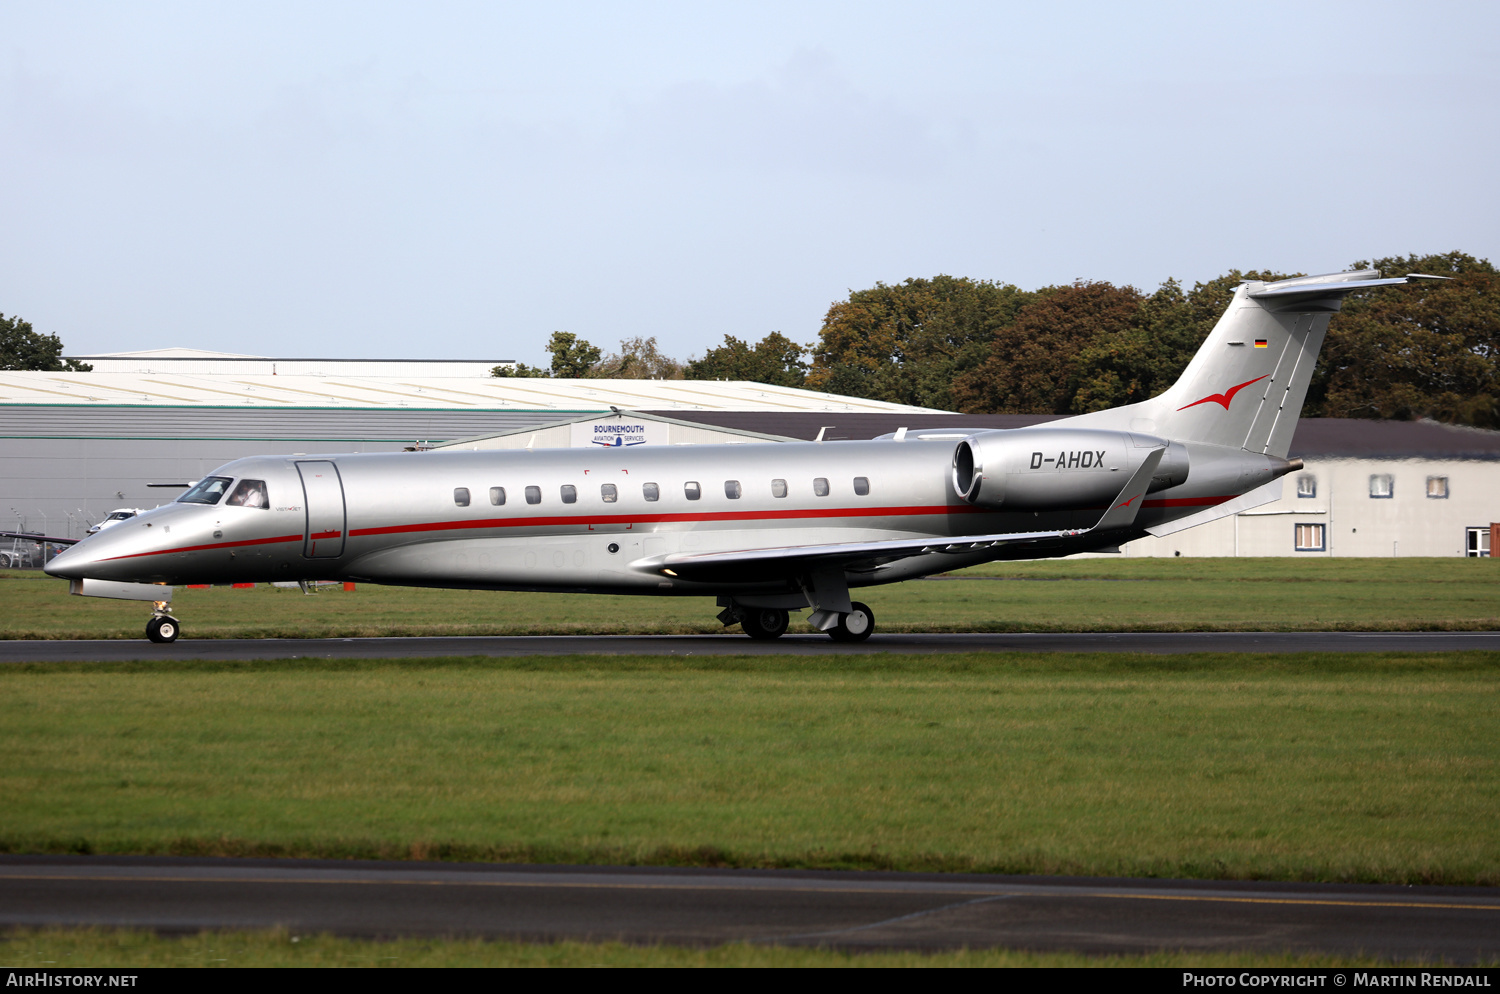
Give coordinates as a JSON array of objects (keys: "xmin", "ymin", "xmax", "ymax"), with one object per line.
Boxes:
[
  {"xmin": 1, "ymin": 631, "xmax": 1498, "ymax": 662},
  {"xmin": 2, "ymin": 856, "xmax": 1496, "ymax": 960}
]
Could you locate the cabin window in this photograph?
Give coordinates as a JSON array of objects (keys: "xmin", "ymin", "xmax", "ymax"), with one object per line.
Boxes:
[
  {"xmin": 772, "ymin": 479, "xmax": 787, "ymax": 498},
  {"xmin": 601, "ymin": 483, "xmax": 618, "ymax": 503},
  {"xmin": 225, "ymin": 479, "xmax": 269, "ymax": 508},
  {"xmin": 725, "ymin": 480, "xmax": 742, "ymax": 499},
  {"xmin": 853, "ymin": 476, "xmax": 870, "ymax": 496},
  {"xmin": 453, "ymin": 488, "xmax": 470, "ymax": 507},
  {"xmin": 561, "ymin": 485, "xmax": 578, "ymax": 504},
  {"xmin": 178, "ymin": 476, "xmax": 232, "ymax": 505},
  {"xmin": 1427, "ymin": 476, "xmax": 1449, "ymax": 499},
  {"xmin": 490, "ymin": 487, "xmax": 506, "ymax": 506},
  {"xmin": 643, "ymin": 482, "xmax": 660, "ymax": 502},
  {"xmin": 1296, "ymin": 475, "xmax": 1316, "ymax": 498},
  {"xmin": 813, "ymin": 477, "xmax": 829, "ymax": 497},
  {"xmin": 1295, "ymin": 523, "xmax": 1326, "ymax": 552},
  {"xmin": 525, "ymin": 486, "xmax": 542, "ymax": 505},
  {"xmin": 685, "ymin": 481, "xmax": 701, "ymax": 501},
  {"xmin": 1369, "ymin": 474, "xmax": 1394, "ymax": 499}
]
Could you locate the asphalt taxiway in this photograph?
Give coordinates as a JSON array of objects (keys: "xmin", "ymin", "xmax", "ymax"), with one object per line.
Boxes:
[
  {"xmin": 2, "ymin": 856, "xmax": 1496, "ymax": 960},
  {"xmin": 1, "ymin": 631, "xmax": 1499, "ymax": 662}
]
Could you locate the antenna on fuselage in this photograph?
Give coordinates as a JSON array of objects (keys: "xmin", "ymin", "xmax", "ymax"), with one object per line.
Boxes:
[{"xmin": 813, "ymin": 426, "xmax": 835, "ymax": 442}]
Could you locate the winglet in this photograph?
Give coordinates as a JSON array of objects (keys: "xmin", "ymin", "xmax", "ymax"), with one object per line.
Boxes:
[{"xmin": 1093, "ymin": 447, "xmax": 1165, "ymax": 532}]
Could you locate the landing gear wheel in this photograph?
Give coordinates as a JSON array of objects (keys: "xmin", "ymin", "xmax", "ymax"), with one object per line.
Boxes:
[
  {"xmin": 828, "ymin": 602, "xmax": 875, "ymax": 642},
  {"xmin": 146, "ymin": 616, "xmax": 180, "ymax": 643},
  {"xmin": 741, "ymin": 607, "xmax": 790, "ymax": 640}
]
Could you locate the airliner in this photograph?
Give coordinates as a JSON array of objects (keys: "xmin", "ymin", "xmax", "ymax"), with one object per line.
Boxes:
[{"xmin": 45, "ymin": 269, "xmax": 1441, "ymax": 642}]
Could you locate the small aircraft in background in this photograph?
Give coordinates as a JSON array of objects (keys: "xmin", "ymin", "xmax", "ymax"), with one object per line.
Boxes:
[
  {"xmin": 46, "ymin": 269, "xmax": 1445, "ymax": 643},
  {"xmin": 85, "ymin": 508, "xmax": 148, "ymax": 536}
]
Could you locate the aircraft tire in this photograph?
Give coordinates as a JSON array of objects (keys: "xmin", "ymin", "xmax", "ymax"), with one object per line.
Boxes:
[
  {"xmin": 829, "ymin": 602, "xmax": 874, "ymax": 642},
  {"xmin": 741, "ymin": 607, "xmax": 790, "ymax": 640},
  {"xmin": 146, "ymin": 616, "xmax": 180, "ymax": 644}
]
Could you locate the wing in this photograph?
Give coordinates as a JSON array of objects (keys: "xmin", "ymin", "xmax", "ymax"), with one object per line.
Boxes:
[{"xmin": 635, "ymin": 448, "xmax": 1166, "ymax": 583}]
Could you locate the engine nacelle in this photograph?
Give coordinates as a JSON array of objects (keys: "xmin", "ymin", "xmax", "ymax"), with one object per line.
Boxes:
[{"xmin": 952, "ymin": 428, "xmax": 1189, "ymax": 509}]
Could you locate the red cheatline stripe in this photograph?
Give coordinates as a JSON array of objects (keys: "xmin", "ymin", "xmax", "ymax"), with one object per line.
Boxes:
[
  {"xmin": 95, "ymin": 496, "xmax": 1240, "ymax": 562},
  {"xmin": 100, "ymin": 534, "xmax": 304, "ymax": 562}
]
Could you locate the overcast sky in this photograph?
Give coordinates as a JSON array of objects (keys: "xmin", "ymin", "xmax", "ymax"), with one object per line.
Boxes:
[{"xmin": 3, "ymin": 1, "xmax": 1496, "ymax": 366}]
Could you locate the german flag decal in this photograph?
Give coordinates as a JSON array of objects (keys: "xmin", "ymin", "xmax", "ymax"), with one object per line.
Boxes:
[{"xmin": 1254, "ymin": 339, "xmax": 1268, "ymax": 348}]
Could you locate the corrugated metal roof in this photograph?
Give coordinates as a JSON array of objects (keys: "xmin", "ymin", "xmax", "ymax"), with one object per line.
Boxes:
[
  {"xmin": 68, "ymin": 353, "xmax": 514, "ymax": 377},
  {"xmin": 0, "ymin": 372, "xmax": 942, "ymax": 415}
]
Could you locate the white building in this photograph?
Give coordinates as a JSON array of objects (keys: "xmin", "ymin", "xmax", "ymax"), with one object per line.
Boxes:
[{"xmin": 1123, "ymin": 419, "xmax": 1500, "ymax": 558}]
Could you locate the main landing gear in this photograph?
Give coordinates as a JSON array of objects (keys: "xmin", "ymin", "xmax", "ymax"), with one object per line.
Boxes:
[
  {"xmin": 720, "ymin": 600, "xmax": 876, "ymax": 642},
  {"xmin": 146, "ymin": 600, "xmax": 180, "ymax": 643},
  {"xmin": 740, "ymin": 607, "xmax": 791, "ymax": 640}
]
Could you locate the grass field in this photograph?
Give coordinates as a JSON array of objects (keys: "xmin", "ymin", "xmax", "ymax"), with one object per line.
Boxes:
[
  {"xmin": 3, "ymin": 652, "xmax": 1496, "ymax": 885},
  {"xmin": 3, "ymin": 557, "xmax": 1497, "ymax": 638},
  {"xmin": 0, "ymin": 927, "xmax": 1418, "ymax": 968}
]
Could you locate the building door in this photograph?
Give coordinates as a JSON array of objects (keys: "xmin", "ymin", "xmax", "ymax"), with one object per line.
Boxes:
[
  {"xmin": 1465, "ymin": 526, "xmax": 1490, "ymax": 558},
  {"xmin": 297, "ymin": 461, "xmax": 346, "ymax": 559}
]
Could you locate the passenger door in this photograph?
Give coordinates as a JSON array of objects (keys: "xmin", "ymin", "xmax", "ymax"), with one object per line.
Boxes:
[{"xmin": 297, "ymin": 461, "xmax": 346, "ymax": 559}]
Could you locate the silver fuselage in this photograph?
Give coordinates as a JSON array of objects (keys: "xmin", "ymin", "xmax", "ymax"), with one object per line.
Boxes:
[{"xmin": 44, "ymin": 435, "xmax": 1259, "ymax": 598}]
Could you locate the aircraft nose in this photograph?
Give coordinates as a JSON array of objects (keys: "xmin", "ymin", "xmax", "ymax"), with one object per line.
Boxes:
[{"xmin": 43, "ymin": 542, "xmax": 98, "ymax": 580}]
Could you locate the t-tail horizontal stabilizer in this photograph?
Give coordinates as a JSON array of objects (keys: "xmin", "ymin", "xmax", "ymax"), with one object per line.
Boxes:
[{"xmin": 1092, "ymin": 446, "xmax": 1165, "ymax": 532}]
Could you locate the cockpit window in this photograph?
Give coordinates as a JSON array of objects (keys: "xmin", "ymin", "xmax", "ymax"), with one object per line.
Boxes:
[
  {"xmin": 178, "ymin": 477, "xmax": 233, "ymax": 505},
  {"xmin": 225, "ymin": 479, "xmax": 270, "ymax": 508}
]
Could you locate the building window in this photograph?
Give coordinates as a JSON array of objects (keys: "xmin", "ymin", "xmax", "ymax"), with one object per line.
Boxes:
[
  {"xmin": 561, "ymin": 485, "xmax": 577, "ymax": 504},
  {"xmin": 1466, "ymin": 527, "xmax": 1491, "ymax": 558},
  {"xmin": 853, "ymin": 476, "xmax": 870, "ymax": 496},
  {"xmin": 489, "ymin": 487, "xmax": 506, "ymax": 506},
  {"xmin": 725, "ymin": 480, "xmax": 741, "ymax": 499},
  {"xmin": 600, "ymin": 483, "xmax": 617, "ymax": 503},
  {"xmin": 1427, "ymin": 476, "xmax": 1449, "ymax": 499},
  {"xmin": 1369, "ymin": 474, "xmax": 1394, "ymax": 498},
  {"xmin": 813, "ymin": 477, "xmax": 830, "ymax": 497},
  {"xmin": 1296, "ymin": 475, "xmax": 1317, "ymax": 498},
  {"xmin": 643, "ymin": 482, "xmax": 660, "ymax": 502},
  {"xmin": 453, "ymin": 487, "xmax": 470, "ymax": 507},
  {"xmin": 525, "ymin": 486, "xmax": 541, "ymax": 505},
  {"xmin": 1295, "ymin": 523, "xmax": 1326, "ymax": 552},
  {"xmin": 685, "ymin": 481, "xmax": 701, "ymax": 501},
  {"xmin": 771, "ymin": 479, "xmax": 787, "ymax": 498}
]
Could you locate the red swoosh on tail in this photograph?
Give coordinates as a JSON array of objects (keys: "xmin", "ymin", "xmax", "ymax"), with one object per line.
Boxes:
[{"xmin": 1177, "ymin": 374, "xmax": 1269, "ymax": 412}]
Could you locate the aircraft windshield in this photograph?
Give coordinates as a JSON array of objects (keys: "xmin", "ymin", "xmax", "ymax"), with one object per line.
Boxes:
[
  {"xmin": 225, "ymin": 479, "xmax": 269, "ymax": 508},
  {"xmin": 178, "ymin": 477, "xmax": 233, "ymax": 505}
]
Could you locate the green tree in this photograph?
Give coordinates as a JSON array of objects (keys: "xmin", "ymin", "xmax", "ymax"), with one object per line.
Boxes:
[
  {"xmin": 0, "ymin": 314, "xmax": 92, "ymax": 371},
  {"xmin": 546, "ymin": 331, "xmax": 603, "ymax": 378},
  {"xmin": 491, "ymin": 362, "xmax": 548, "ymax": 378},
  {"xmin": 952, "ymin": 281, "xmax": 1146, "ymax": 414},
  {"xmin": 493, "ymin": 332, "xmax": 604, "ymax": 379},
  {"xmin": 1310, "ymin": 252, "xmax": 1500, "ymax": 426},
  {"xmin": 686, "ymin": 332, "xmax": 809, "ymax": 387},
  {"xmin": 593, "ymin": 336, "xmax": 682, "ymax": 379},
  {"xmin": 806, "ymin": 276, "xmax": 1033, "ymax": 409}
]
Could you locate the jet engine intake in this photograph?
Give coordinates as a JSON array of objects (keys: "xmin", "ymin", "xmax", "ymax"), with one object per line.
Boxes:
[{"xmin": 952, "ymin": 428, "xmax": 1188, "ymax": 509}]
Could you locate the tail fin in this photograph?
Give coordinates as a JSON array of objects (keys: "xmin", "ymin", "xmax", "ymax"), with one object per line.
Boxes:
[{"xmin": 1063, "ymin": 270, "xmax": 1445, "ymax": 457}]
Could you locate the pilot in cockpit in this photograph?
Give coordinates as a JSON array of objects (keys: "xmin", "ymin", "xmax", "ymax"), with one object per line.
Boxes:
[{"xmin": 225, "ymin": 479, "xmax": 269, "ymax": 508}]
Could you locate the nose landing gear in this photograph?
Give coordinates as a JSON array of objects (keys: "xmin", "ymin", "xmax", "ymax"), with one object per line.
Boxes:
[{"xmin": 146, "ymin": 600, "xmax": 180, "ymax": 643}]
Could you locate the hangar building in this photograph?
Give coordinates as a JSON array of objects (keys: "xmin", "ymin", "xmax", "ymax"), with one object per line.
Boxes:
[{"xmin": 0, "ymin": 350, "xmax": 941, "ymax": 536}]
